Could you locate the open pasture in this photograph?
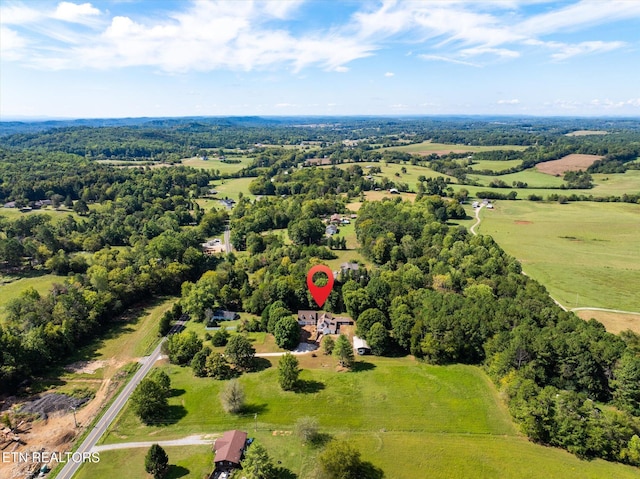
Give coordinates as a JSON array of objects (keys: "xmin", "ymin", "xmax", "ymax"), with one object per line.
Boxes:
[
  {"xmin": 536, "ymin": 154, "xmax": 603, "ymax": 175},
  {"xmin": 182, "ymin": 156, "xmax": 254, "ymax": 175},
  {"xmin": 469, "ymin": 159, "xmax": 523, "ymax": 172},
  {"xmin": 469, "ymin": 168, "xmax": 565, "ymax": 188},
  {"xmin": 327, "ymin": 161, "xmax": 455, "ymax": 190},
  {"xmin": 477, "ymin": 201, "xmax": 640, "ymax": 311},
  {"xmin": 384, "ymin": 141, "xmax": 529, "ymax": 155},
  {"xmin": 565, "ymin": 130, "xmax": 608, "ymax": 136},
  {"xmin": 97, "ymin": 356, "xmax": 640, "ymax": 479}
]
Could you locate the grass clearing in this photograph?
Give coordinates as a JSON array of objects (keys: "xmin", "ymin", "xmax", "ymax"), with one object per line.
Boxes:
[
  {"xmin": 469, "ymin": 168, "xmax": 565, "ymax": 188},
  {"xmin": 576, "ymin": 310, "xmax": 640, "ymax": 335},
  {"xmin": 97, "ymin": 356, "xmax": 640, "ymax": 479},
  {"xmin": 384, "ymin": 141, "xmax": 529, "ymax": 154},
  {"xmin": 213, "ymin": 177, "xmax": 256, "ymax": 201},
  {"xmin": 74, "ymin": 445, "xmax": 213, "ymax": 479},
  {"xmin": 469, "ymin": 159, "xmax": 523, "ymax": 172},
  {"xmin": 477, "ymin": 201, "xmax": 640, "ymax": 311},
  {"xmin": 183, "ymin": 156, "xmax": 254, "ymax": 175},
  {"xmin": 0, "ymin": 273, "xmax": 61, "ymax": 320},
  {"xmin": 0, "ymin": 207, "xmax": 79, "ymax": 222}
]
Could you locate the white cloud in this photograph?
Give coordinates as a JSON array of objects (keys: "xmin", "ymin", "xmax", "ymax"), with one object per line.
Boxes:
[
  {"xmin": 53, "ymin": 2, "xmax": 100, "ymax": 23},
  {"xmin": 419, "ymin": 54, "xmax": 481, "ymax": 68},
  {"xmin": 2, "ymin": 0, "xmax": 639, "ymax": 73},
  {"xmin": 548, "ymin": 40, "xmax": 626, "ymax": 61},
  {"xmin": 0, "ymin": 26, "xmax": 27, "ymax": 58},
  {"xmin": 384, "ymin": 71, "xmax": 394, "ymax": 77},
  {"xmin": 497, "ymin": 99, "xmax": 520, "ymax": 105}
]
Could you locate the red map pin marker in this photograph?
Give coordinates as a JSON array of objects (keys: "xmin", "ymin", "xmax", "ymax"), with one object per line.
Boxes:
[{"xmin": 307, "ymin": 264, "xmax": 334, "ymax": 308}]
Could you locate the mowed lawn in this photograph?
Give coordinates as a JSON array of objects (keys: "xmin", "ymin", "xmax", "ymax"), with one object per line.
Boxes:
[
  {"xmin": 477, "ymin": 201, "xmax": 640, "ymax": 312},
  {"xmin": 95, "ymin": 356, "xmax": 640, "ymax": 479},
  {"xmin": 74, "ymin": 445, "xmax": 213, "ymax": 479}
]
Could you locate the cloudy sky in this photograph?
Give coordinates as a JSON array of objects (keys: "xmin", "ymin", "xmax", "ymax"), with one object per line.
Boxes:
[{"xmin": 1, "ymin": 0, "xmax": 639, "ymax": 118}]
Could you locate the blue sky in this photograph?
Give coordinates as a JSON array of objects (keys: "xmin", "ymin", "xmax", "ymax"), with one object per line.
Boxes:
[{"xmin": 1, "ymin": 0, "xmax": 639, "ymax": 118}]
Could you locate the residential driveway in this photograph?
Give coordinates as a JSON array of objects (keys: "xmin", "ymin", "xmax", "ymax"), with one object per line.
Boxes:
[{"xmin": 92, "ymin": 434, "xmax": 219, "ymax": 452}]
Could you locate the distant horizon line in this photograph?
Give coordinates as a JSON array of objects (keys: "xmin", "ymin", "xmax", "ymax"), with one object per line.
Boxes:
[{"xmin": 2, "ymin": 113, "xmax": 640, "ymax": 122}]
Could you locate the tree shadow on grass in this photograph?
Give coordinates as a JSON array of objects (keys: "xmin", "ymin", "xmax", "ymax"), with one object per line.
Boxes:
[
  {"xmin": 168, "ymin": 388, "xmax": 186, "ymax": 398},
  {"xmin": 359, "ymin": 461, "xmax": 385, "ymax": 479},
  {"xmin": 294, "ymin": 379, "xmax": 325, "ymax": 394},
  {"xmin": 252, "ymin": 357, "xmax": 272, "ymax": 372},
  {"xmin": 272, "ymin": 466, "xmax": 297, "ymax": 479},
  {"xmin": 352, "ymin": 361, "xmax": 376, "ymax": 373},
  {"xmin": 241, "ymin": 403, "xmax": 268, "ymax": 415},
  {"xmin": 309, "ymin": 432, "xmax": 333, "ymax": 448},
  {"xmin": 159, "ymin": 405, "xmax": 188, "ymax": 425},
  {"xmin": 166, "ymin": 465, "xmax": 190, "ymax": 479}
]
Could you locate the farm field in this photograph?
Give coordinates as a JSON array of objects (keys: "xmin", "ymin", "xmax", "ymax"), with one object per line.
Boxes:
[
  {"xmin": 384, "ymin": 141, "xmax": 529, "ymax": 155},
  {"xmin": 536, "ymin": 154, "xmax": 603, "ymax": 175},
  {"xmin": 182, "ymin": 155, "xmax": 254, "ymax": 175},
  {"xmin": 477, "ymin": 201, "xmax": 640, "ymax": 312},
  {"xmin": 0, "ymin": 206, "xmax": 78, "ymax": 222},
  {"xmin": 576, "ymin": 310, "xmax": 640, "ymax": 335},
  {"xmin": 469, "ymin": 168, "xmax": 565, "ymax": 188},
  {"xmin": 211, "ymin": 177, "xmax": 256, "ymax": 201},
  {"xmin": 454, "ymin": 169, "xmax": 640, "ymax": 199},
  {"xmin": 469, "ymin": 159, "xmax": 523, "ymax": 172},
  {"xmin": 92, "ymin": 356, "xmax": 640, "ymax": 479},
  {"xmin": 0, "ymin": 273, "xmax": 60, "ymax": 321}
]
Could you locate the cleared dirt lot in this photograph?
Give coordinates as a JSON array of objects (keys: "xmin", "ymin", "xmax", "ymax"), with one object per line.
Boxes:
[{"xmin": 536, "ymin": 154, "xmax": 603, "ymax": 175}]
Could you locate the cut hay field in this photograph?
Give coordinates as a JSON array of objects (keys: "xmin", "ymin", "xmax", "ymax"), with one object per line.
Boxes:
[
  {"xmin": 565, "ymin": 130, "xmax": 608, "ymax": 136},
  {"xmin": 576, "ymin": 310, "xmax": 640, "ymax": 335},
  {"xmin": 536, "ymin": 154, "xmax": 603, "ymax": 175},
  {"xmin": 91, "ymin": 356, "xmax": 640, "ymax": 479},
  {"xmin": 384, "ymin": 141, "xmax": 529, "ymax": 155},
  {"xmin": 469, "ymin": 168, "xmax": 565, "ymax": 188},
  {"xmin": 477, "ymin": 201, "xmax": 640, "ymax": 312},
  {"xmin": 182, "ymin": 156, "xmax": 254, "ymax": 175}
]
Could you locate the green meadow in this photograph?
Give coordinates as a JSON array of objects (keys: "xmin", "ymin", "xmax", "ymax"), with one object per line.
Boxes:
[
  {"xmin": 477, "ymin": 201, "xmax": 640, "ymax": 312},
  {"xmin": 91, "ymin": 356, "xmax": 640, "ymax": 479},
  {"xmin": 469, "ymin": 159, "xmax": 524, "ymax": 172},
  {"xmin": 384, "ymin": 141, "xmax": 529, "ymax": 154},
  {"xmin": 0, "ymin": 273, "xmax": 60, "ymax": 321},
  {"xmin": 182, "ymin": 155, "xmax": 254, "ymax": 175}
]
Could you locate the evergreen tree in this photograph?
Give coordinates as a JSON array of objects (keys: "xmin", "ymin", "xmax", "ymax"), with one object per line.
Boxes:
[
  {"xmin": 333, "ymin": 334, "xmax": 355, "ymax": 369},
  {"xmin": 278, "ymin": 353, "xmax": 300, "ymax": 391},
  {"xmin": 145, "ymin": 444, "xmax": 169, "ymax": 479}
]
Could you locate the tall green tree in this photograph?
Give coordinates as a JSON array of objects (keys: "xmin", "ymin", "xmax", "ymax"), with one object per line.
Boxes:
[
  {"xmin": 333, "ymin": 334, "xmax": 355, "ymax": 369},
  {"xmin": 278, "ymin": 353, "xmax": 300, "ymax": 391},
  {"xmin": 274, "ymin": 316, "xmax": 300, "ymax": 350},
  {"xmin": 131, "ymin": 378, "xmax": 168, "ymax": 425},
  {"xmin": 224, "ymin": 334, "xmax": 255, "ymax": 370},
  {"xmin": 145, "ymin": 444, "xmax": 169, "ymax": 479},
  {"xmin": 241, "ymin": 442, "xmax": 275, "ymax": 479}
]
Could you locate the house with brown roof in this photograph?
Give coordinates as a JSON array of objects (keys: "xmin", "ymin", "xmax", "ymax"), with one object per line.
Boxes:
[{"xmin": 213, "ymin": 430, "xmax": 248, "ymax": 472}]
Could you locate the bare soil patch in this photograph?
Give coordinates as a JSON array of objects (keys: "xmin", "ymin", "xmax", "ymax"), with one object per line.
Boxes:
[
  {"xmin": 577, "ymin": 310, "xmax": 640, "ymax": 335},
  {"xmin": 514, "ymin": 220, "xmax": 533, "ymax": 225},
  {"xmin": 537, "ymin": 154, "xmax": 603, "ymax": 175}
]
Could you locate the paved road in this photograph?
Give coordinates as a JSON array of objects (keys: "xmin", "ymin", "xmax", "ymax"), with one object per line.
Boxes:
[
  {"xmin": 92, "ymin": 434, "xmax": 218, "ymax": 452},
  {"xmin": 56, "ymin": 320, "xmax": 184, "ymax": 479}
]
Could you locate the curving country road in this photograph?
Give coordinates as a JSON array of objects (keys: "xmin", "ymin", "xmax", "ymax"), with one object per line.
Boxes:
[{"xmin": 56, "ymin": 320, "xmax": 185, "ymax": 479}]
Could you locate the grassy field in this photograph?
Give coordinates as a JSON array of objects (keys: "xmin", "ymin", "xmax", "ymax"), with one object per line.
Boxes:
[
  {"xmin": 384, "ymin": 141, "xmax": 529, "ymax": 154},
  {"xmin": 183, "ymin": 156, "xmax": 254, "ymax": 175},
  {"xmin": 75, "ymin": 445, "xmax": 213, "ymax": 479},
  {"xmin": 469, "ymin": 159, "xmax": 523, "ymax": 172},
  {"xmin": 0, "ymin": 273, "xmax": 61, "ymax": 320},
  {"xmin": 212, "ymin": 177, "xmax": 256, "ymax": 201},
  {"xmin": 477, "ymin": 201, "xmax": 640, "ymax": 311},
  {"xmin": 469, "ymin": 168, "xmax": 565, "ymax": 188},
  {"xmin": 94, "ymin": 356, "xmax": 640, "ymax": 479},
  {"xmin": 326, "ymin": 162, "xmax": 455, "ymax": 191},
  {"xmin": 0, "ymin": 206, "xmax": 79, "ymax": 222}
]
